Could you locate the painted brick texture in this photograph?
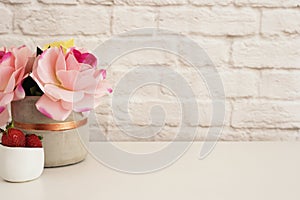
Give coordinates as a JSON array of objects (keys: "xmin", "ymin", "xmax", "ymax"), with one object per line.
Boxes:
[{"xmin": 0, "ymin": 0, "xmax": 299, "ymax": 141}]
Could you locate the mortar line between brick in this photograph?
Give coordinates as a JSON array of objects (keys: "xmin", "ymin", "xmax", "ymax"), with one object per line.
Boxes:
[
  {"xmin": 110, "ymin": 6, "xmax": 114, "ymax": 35},
  {"xmin": 258, "ymin": 8, "xmax": 263, "ymax": 37}
]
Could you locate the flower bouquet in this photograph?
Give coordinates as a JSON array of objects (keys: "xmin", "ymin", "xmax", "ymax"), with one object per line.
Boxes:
[{"xmin": 0, "ymin": 39, "xmax": 112, "ymax": 167}]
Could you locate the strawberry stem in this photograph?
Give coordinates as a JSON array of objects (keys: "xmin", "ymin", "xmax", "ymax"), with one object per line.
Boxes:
[{"xmin": 5, "ymin": 121, "xmax": 14, "ymax": 130}]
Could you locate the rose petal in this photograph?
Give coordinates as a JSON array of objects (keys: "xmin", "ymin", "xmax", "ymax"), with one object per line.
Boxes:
[
  {"xmin": 44, "ymin": 84, "xmax": 84, "ymax": 103},
  {"xmin": 56, "ymin": 70, "xmax": 79, "ymax": 91},
  {"xmin": 36, "ymin": 95, "xmax": 72, "ymax": 121},
  {"xmin": 72, "ymin": 48, "xmax": 97, "ymax": 68},
  {"xmin": 0, "ymin": 106, "xmax": 9, "ymax": 127},
  {"xmin": 65, "ymin": 53, "xmax": 80, "ymax": 71},
  {"xmin": 80, "ymin": 53, "xmax": 97, "ymax": 68},
  {"xmin": 0, "ymin": 52, "xmax": 12, "ymax": 66},
  {"xmin": 12, "ymin": 45, "xmax": 33, "ymax": 70},
  {"xmin": 73, "ymin": 94, "xmax": 94, "ymax": 112},
  {"xmin": 0, "ymin": 66, "xmax": 14, "ymax": 91},
  {"xmin": 13, "ymin": 84, "xmax": 25, "ymax": 101},
  {"xmin": 96, "ymin": 82, "xmax": 113, "ymax": 97},
  {"xmin": 0, "ymin": 51, "xmax": 5, "ymax": 59},
  {"xmin": 10, "ymin": 67, "xmax": 24, "ymax": 89},
  {"xmin": 99, "ymin": 69, "xmax": 106, "ymax": 80},
  {"xmin": 0, "ymin": 106, "xmax": 5, "ymax": 113},
  {"xmin": 56, "ymin": 48, "xmax": 66, "ymax": 72},
  {"xmin": 0, "ymin": 93, "xmax": 14, "ymax": 107},
  {"xmin": 61, "ymin": 100, "xmax": 73, "ymax": 110},
  {"xmin": 86, "ymin": 80, "xmax": 112, "ymax": 96},
  {"xmin": 74, "ymin": 68, "xmax": 97, "ymax": 91},
  {"xmin": 25, "ymin": 57, "xmax": 35, "ymax": 75},
  {"xmin": 36, "ymin": 48, "xmax": 60, "ymax": 85},
  {"xmin": 107, "ymin": 88, "xmax": 113, "ymax": 93}
]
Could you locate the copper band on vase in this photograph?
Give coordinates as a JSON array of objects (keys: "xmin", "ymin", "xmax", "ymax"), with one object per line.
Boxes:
[{"xmin": 13, "ymin": 118, "xmax": 88, "ymax": 131}]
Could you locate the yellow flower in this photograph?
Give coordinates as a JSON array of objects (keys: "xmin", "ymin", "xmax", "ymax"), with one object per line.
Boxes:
[{"xmin": 43, "ymin": 38, "xmax": 74, "ymax": 53}]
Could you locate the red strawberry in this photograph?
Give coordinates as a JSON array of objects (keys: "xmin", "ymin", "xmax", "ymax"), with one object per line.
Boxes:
[
  {"xmin": 25, "ymin": 134, "xmax": 42, "ymax": 148},
  {"xmin": 1, "ymin": 128, "xmax": 26, "ymax": 147},
  {"xmin": 1, "ymin": 133, "xmax": 9, "ymax": 146}
]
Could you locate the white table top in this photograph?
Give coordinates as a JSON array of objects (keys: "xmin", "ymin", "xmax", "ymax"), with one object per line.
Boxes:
[{"xmin": 1, "ymin": 142, "xmax": 300, "ymax": 200}]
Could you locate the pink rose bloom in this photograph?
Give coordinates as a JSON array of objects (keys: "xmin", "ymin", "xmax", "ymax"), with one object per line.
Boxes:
[
  {"xmin": 32, "ymin": 47, "xmax": 112, "ymax": 121},
  {"xmin": 0, "ymin": 45, "xmax": 33, "ymax": 126}
]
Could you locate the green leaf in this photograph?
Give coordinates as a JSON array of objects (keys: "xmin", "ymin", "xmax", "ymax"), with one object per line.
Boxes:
[
  {"xmin": 38, "ymin": 135, "xmax": 43, "ymax": 141},
  {"xmin": 5, "ymin": 121, "xmax": 14, "ymax": 130}
]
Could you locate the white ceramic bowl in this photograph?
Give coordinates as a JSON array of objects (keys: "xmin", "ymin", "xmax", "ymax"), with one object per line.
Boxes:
[{"xmin": 0, "ymin": 144, "xmax": 44, "ymax": 182}]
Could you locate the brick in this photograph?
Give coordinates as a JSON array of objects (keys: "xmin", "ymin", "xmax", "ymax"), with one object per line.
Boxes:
[
  {"xmin": 262, "ymin": 9, "xmax": 300, "ymax": 35},
  {"xmin": 153, "ymin": 126, "xmax": 250, "ymax": 141},
  {"xmin": 232, "ymin": 38, "xmax": 300, "ymax": 68},
  {"xmin": 129, "ymin": 100, "xmax": 182, "ymax": 127},
  {"xmin": 15, "ymin": 8, "xmax": 110, "ymax": 35},
  {"xmin": 103, "ymin": 111, "xmax": 159, "ymax": 141},
  {"xmin": 247, "ymin": 129, "xmax": 299, "ymax": 141},
  {"xmin": 169, "ymin": 67, "xmax": 258, "ymax": 99},
  {"xmin": 188, "ymin": 37, "xmax": 230, "ymax": 66},
  {"xmin": 113, "ymin": 7, "xmax": 157, "ymax": 34},
  {"xmin": 110, "ymin": 95, "xmax": 230, "ymax": 127},
  {"xmin": 260, "ymin": 71, "xmax": 300, "ymax": 99},
  {"xmin": 190, "ymin": 0, "xmax": 232, "ymax": 6},
  {"xmin": 153, "ymin": 126, "xmax": 208, "ymax": 141},
  {"xmin": 178, "ymin": 68, "xmax": 259, "ymax": 99},
  {"xmin": 221, "ymin": 69, "xmax": 259, "ymax": 98},
  {"xmin": 0, "ymin": 7, "xmax": 12, "ymax": 34},
  {"xmin": 38, "ymin": 0, "xmax": 78, "ymax": 4},
  {"xmin": 108, "ymin": 67, "xmax": 161, "ymax": 99},
  {"xmin": 111, "ymin": 98, "xmax": 182, "ymax": 127},
  {"xmin": 106, "ymin": 125, "xmax": 156, "ymax": 141},
  {"xmin": 30, "ymin": 36, "xmax": 109, "ymax": 50},
  {"xmin": 0, "ymin": 0, "xmax": 31, "ymax": 3},
  {"xmin": 234, "ymin": 0, "xmax": 300, "ymax": 8},
  {"xmin": 194, "ymin": 100, "xmax": 231, "ymax": 127},
  {"xmin": 159, "ymin": 66, "xmax": 211, "ymax": 99},
  {"xmin": 220, "ymin": 128, "xmax": 299, "ymax": 141},
  {"xmin": 83, "ymin": 0, "xmax": 113, "ymax": 5},
  {"xmin": 115, "ymin": 0, "xmax": 187, "ymax": 5},
  {"xmin": 159, "ymin": 7, "xmax": 259, "ymax": 36},
  {"xmin": 232, "ymin": 100, "xmax": 300, "ymax": 129},
  {"xmin": 112, "ymin": 49, "xmax": 178, "ymax": 67},
  {"xmin": 94, "ymin": 96, "xmax": 112, "ymax": 115},
  {"xmin": 90, "ymin": 113, "xmax": 112, "ymax": 141},
  {"xmin": 0, "ymin": 35, "xmax": 30, "ymax": 47},
  {"xmin": 218, "ymin": 127, "xmax": 251, "ymax": 141},
  {"xmin": 153, "ymin": 126, "xmax": 252, "ymax": 141},
  {"xmin": 129, "ymin": 85, "xmax": 161, "ymax": 101}
]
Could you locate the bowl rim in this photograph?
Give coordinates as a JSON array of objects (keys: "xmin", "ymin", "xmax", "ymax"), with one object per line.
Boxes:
[{"xmin": 0, "ymin": 143, "xmax": 43, "ymax": 151}]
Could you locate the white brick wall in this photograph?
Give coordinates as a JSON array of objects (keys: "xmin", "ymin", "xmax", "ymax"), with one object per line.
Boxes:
[
  {"xmin": 232, "ymin": 38, "xmax": 300, "ymax": 68},
  {"xmin": 0, "ymin": 7, "xmax": 12, "ymax": 33},
  {"xmin": 159, "ymin": 7, "xmax": 259, "ymax": 36},
  {"xmin": 0, "ymin": 0, "xmax": 299, "ymax": 141},
  {"xmin": 261, "ymin": 9, "xmax": 300, "ymax": 35},
  {"xmin": 15, "ymin": 8, "xmax": 111, "ymax": 35}
]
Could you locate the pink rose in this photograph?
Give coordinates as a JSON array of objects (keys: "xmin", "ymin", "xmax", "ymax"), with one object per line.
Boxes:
[
  {"xmin": 70, "ymin": 48, "xmax": 97, "ymax": 68},
  {"xmin": 32, "ymin": 47, "xmax": 112, "ymax": 121},
  {"xmin": 0, "ymin": 46, "xmax": 33, "ymax": 126}
]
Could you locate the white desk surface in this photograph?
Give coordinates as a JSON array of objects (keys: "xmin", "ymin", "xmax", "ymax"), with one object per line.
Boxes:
[{"xmin": 1, "ymin": 142, "xmax": 300, "ymax": 200}]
